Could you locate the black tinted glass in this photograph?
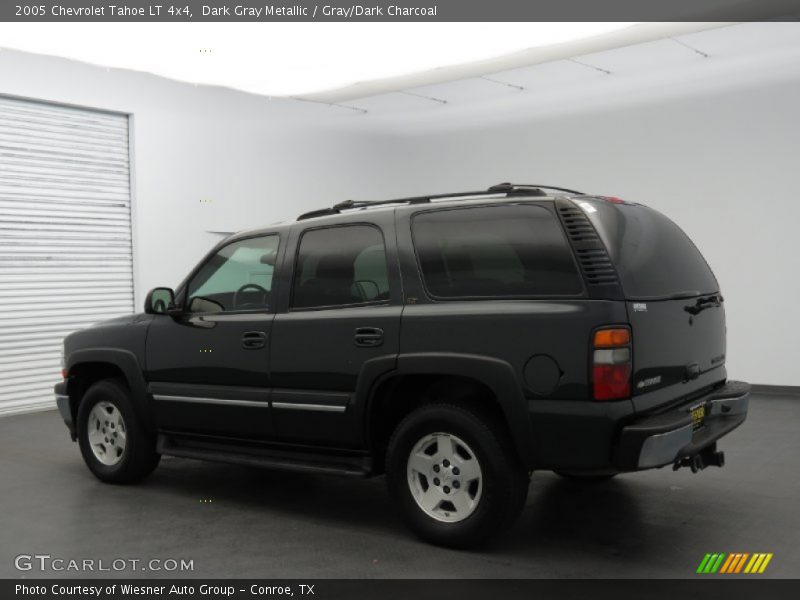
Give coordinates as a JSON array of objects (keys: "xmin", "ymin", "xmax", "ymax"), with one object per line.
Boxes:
[
  {"xmin": 592, "ymin": 203, "xmax": 719, "ymax": 299},
  {"xmin": 412, "ymin": 205, "xmax": 582, "ymax": 298},
  {"xmin": 293, "ymin": 225, "xmax": 388, "ymax": 309}
]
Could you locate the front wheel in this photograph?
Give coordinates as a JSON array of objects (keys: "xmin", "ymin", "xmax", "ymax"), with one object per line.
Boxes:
[
  {"xmin": 386, "ymin": 403, "xmax": 529, "ymax": 549},
  {"xmin": 77, "ymin": 379, "xmax": 160, "ymax": 484}
]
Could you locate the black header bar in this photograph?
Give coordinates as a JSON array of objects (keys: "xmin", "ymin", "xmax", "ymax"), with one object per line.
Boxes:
[
  {"xmin": 4, "ymin": 579, "xmax": 800, "ymax": 600},
  {"xmin": 3, "ymin": 0, "xmax": 800, "ymax": 22}
]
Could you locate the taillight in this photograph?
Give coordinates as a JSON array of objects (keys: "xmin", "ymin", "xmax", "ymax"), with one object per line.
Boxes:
[{"xmin": 592, "ymin": 327, "xmax": 631, "ymax": 401}]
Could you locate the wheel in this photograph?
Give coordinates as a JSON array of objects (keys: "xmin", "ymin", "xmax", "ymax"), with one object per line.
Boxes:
[
  {"xmin": 386, "ymin": 403, "xmax": 529, "ymax": 549},
  {"xmin": 77, "ymin": 379, "xmax": 160, "ymax": 484},
  {"xmin": 554, "ymin": 470, "xmax": 617, "ymax": 482}
]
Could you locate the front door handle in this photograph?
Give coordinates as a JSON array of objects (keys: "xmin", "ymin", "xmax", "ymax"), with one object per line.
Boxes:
[
  {"xmin": 242, "ymin": 331, "xmax": 267, "ymax": 349},
  {"xmin": 354, "ymin": 327, "xmax": 384, "ymax": 348}
]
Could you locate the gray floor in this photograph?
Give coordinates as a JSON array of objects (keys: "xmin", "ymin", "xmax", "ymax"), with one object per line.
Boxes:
[{"xmin": 1, "ymin": 394, "xmax": 797, "ymax": 579}]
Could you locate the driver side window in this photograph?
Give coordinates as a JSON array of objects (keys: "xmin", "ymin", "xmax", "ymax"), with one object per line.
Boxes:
[{"xmin": 187, "ymin": 235, "xmax": 279, "ymax": 313}]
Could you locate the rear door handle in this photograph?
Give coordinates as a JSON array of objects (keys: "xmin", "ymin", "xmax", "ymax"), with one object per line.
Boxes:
[
  {"xmin": 242, "ymin": 331, "xmax": 267, "ymax": 349},
  {"xmin": 354, "ymin": 327, "xmax": 384, "ymax": 348}
]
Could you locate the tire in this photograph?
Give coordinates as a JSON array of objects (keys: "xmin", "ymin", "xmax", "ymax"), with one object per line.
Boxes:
[
  {"xmin": 386, "ymin": 402, "xmax": 529, "ymax": 549},
  {"xmin": 554, "ymin": 470, "xmax": 617, "ymax": 483},
  {"xmin": 77, "ymin": 379, "xmax": 160, "ymax": 484}
]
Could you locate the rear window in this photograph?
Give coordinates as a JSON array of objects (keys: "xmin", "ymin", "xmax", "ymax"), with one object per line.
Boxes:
[
  {"xmin": 412, "ymin": 205, "xmax": 583, "ymax": 298},
  {"xmin": 586, "ymin": 201, "xmax": 719, "ymax": 299}
]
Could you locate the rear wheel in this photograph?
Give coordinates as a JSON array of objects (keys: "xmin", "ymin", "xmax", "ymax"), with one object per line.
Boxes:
[
  {"xmin": 386, "ymin": 403, "xmax": 529, "ymax": 548},
  {"xmin": 77, "ymin": 379, "xmax": 160, "ymax": 483}
]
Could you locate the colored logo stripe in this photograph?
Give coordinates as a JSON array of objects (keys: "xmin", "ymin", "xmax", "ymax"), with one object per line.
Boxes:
[
  {"xmin": 745, "ymin": 553, "xmax": 774, "ymax": 574},
  {"xmin": 719, "ymin": 553, "xmax": 736, "ymax": 573},
  {"xmin": 697, "ymin": 554, "xmax": 712, "ymax": 573},
  {"xmin": 722, "ymin": 553, "xmax": 747, "ymax": 573},
  {"xmin": 698, "ymin": 552, "xmax": 773, "ymax": 574},
  {"xmin": 697, "ymin": 553, "xmax": 726, "ymax": 573}
]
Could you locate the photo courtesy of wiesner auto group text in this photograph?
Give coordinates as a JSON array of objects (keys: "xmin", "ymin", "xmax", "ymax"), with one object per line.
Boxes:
[{"xmin": 0, "ymin": 0, "xmax": 799, "ymax": 599}]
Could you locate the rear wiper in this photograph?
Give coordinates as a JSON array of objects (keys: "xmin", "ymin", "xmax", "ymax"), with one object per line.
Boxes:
[
  {"xmin": 684, "ymin": 294, "xmax": 724, "ymax": 315},
  {"xmin": 664, "ymin": 290, "xmax": 702, "ymax": 300}
]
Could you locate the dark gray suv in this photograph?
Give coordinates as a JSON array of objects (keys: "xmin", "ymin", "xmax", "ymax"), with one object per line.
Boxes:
[{"xmin": 55, "ymin": 183, "xmax": 749, "ymax": 548}]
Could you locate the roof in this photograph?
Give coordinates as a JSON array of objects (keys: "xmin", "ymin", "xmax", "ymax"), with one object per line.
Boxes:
[
  {"xmin": 225, "ymin": 183, "xmax": 587, "ymax": 242},
  {"xmin": 296, "ymin": 183, "xmax": 584, "ymax": 221}
]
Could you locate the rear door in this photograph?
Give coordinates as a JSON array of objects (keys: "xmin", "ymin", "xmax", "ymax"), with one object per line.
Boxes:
[
  {"xmin": 268, "ymin": 213, "xmax": 402, "ymax": 447},
  {"xmin": 577, "ymin": 199, "xmax": 726, "ymax": 412}
]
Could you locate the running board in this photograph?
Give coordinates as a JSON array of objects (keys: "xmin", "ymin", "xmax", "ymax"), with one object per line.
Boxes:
[{"xmin": 157, "ymin": 434, "xmax": 373, "ymax": 478}]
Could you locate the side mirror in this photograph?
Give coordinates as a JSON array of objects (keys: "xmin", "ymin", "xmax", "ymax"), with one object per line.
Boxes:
[{"xmin": 144, "ymin": 287, "xmax": 175, "ymax": 315}]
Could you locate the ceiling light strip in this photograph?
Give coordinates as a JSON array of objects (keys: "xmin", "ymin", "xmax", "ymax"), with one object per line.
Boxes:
[
  {"xmin": 398, "ymin": 90, "xmax": 448, "ymax": 104},
  {"xmin": 289, "ymin": 97, "xmax": 368, "ymax": 114},
  {"xmin": 668, "ymin": 37, "xmax": 710, "ymax": 58},
  {"xmin": 567, "ymin": 58, "xmax": 612, "ymax": 75},
  {"xmin": 479, "ymin": 76, "xmax": 526, "ymax": 91}
]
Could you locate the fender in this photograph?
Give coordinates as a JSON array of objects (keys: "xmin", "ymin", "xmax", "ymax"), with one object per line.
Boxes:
[
  {"xmin": 67, "ymin": 348, "xmax": 155, "ymax": 433},
  {"xmin": 351, "ymin": 354, "xmax": 400, "ymax": 442},
  {"xmin": 362, "ymin": 352, "xmax": 536, "ymax": 466}
]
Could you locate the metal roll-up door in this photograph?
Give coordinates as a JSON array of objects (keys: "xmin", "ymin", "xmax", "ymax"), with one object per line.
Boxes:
[{"xmin": 0, "ymin": 96, "xmax": 134, "ymax": 415}]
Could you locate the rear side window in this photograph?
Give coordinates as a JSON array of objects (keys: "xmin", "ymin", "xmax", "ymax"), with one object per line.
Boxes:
[
  {"xmin": 412, "ymin": 205, "xmax": 582, "ymax": 298},
  {"xmin": 590, "ymin": 203, "xmax": 719, "ymax": 299},
  {"xmin": 292, "ymin": 225, "xmax": 389, "ymax": 309}
]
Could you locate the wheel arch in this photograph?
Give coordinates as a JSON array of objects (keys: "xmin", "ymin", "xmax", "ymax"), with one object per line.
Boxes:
[
  {"xmin": 66, "ymin": 349, "xmax": 154, "ymax": 434},
  {"xmin": 363, "ymin": 353, "xmax": 536, "ymax": 471}
]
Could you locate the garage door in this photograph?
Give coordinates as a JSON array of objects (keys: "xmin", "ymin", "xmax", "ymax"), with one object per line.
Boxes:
[{"xmin": 0, "ymin": 96, "xmax": 134, "ymax": 416}]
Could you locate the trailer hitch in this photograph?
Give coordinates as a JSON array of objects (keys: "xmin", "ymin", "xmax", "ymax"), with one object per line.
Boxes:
[{"xmin": 673, "ymin": 444, "xmax": 725, "ymax": 473}]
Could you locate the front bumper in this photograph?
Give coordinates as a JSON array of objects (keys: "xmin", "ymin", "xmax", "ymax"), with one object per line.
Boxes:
[
  {"xmin": 54, "ymin": 381, "xmax": 76, "ymax": 440},
  {"xmin": 614, "ymin": 380, "xmax": 750, "ymax": 471}
]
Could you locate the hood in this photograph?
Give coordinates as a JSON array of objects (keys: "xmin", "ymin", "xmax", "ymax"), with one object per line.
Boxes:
[{"xmin": 87, "ymin": 312, "xmax": 147, "ymax": 328}]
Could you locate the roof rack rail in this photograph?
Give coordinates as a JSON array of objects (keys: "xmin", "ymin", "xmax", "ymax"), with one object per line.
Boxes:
[
  {"xmin": 487, "ymin": 182, "xmax": 585, "ymax": 195},
  {"xmin": 296, "ymin": 182, "xmax": 585, "ymax": 221}
]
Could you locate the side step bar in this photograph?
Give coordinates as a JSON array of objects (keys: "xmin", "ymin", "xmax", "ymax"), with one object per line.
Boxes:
[{"xmin": 157, "ymin": 434, "xmax": 373, "ymax": 478}]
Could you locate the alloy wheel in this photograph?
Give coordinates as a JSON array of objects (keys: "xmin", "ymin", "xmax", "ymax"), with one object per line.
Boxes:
[
  {"xmin": 87, "ymin": 401, "xmax": 127, "ymax": 466},
  {"xmin": 406, "ymin": 432, "xmax": 483, "ymax": 523}
]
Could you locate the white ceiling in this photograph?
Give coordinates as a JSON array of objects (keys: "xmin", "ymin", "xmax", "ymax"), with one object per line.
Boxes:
[
  {"xmin": 341, "ymin": 22, "xmax": 800, "ymax": 126},
  {"xmin": 0, "ymin": 22, "xmax": 638, "ymax": 97},
  {"xmin": 1, "ymin": 20, "xmax": 798, "ymax": 128}
]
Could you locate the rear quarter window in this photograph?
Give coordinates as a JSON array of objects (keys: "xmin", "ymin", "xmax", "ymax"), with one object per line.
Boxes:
[{"xmin": 412, "ymin": 204, "xmax": 583, "ymax": 299}]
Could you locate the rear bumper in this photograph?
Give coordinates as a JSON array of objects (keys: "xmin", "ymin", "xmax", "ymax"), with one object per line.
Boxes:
[
  {"xmin": 54, "ymin": 381, "xmax": 76, "ymax": 440},
  {"xmin": 613, "ymin": 380, "xmax": 750, "ymax": 470}
]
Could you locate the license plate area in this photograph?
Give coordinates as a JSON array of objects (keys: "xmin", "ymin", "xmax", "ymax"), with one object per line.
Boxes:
[{"xmin": 689, "ymin": 403, "xmax": 707, "ymax": 431}]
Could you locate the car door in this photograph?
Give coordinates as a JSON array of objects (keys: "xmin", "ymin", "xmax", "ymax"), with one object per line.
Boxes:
[
  {"xmin": 269, "ymin": 214, "xmax": 402, "ymax": 447},
  {"xmin": 146, "ymin": 233, "xmax": 282, "ymax": 440}
]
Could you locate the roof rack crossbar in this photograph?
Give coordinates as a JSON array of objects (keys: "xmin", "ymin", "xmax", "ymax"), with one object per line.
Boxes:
[{"xmin": 296, "ymin": 183, "xmax": 584, "ymax": 221}]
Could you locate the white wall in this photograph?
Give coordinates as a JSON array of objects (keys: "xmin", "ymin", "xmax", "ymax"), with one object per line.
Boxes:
[
  {"xmin": 346, "ymin": 39, "xmax": 800, "ymax": 387},
  {"xmin": 2, "ymin": 28, "xmax": 799, "ymax": 387},
  {"xmin": 0, "ymin": 49, "xmax": 398, "ymax": 309}
]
